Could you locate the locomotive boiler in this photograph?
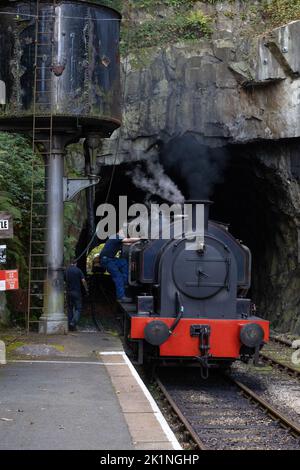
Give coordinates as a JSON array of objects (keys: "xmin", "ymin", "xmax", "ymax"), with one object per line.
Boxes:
[{"xmin": 120, "ymin": 200, "xmax": 269, "ymax": 374}]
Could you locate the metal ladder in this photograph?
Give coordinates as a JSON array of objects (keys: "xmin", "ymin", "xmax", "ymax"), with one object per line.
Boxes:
[{"xmin": 27, "ymin": 0, "xmax": 56, "ymax": 332}]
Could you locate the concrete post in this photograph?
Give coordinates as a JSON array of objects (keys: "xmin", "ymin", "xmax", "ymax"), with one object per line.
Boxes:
[
  {"xmin": 0, "ymin": 340, "xmax": 6, "ymax": 364},
  {"xmin": 39, "ymin": 135, "xmax": 67, "ymax": 334}
]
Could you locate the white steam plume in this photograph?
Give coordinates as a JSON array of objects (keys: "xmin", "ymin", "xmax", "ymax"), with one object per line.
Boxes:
[{"xmin": 129, "ymin": 158, "xmax": 184, "ymax": 203}]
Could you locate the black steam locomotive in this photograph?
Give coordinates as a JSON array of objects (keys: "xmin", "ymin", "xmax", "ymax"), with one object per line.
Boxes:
[{"xmin": 120, "ymin": 200, "xmax": 269, "ymax": 375}]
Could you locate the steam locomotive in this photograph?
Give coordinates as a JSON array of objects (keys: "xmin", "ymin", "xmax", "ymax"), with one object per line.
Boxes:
[{"xmin": 120, "ymin": 200, "xmax": 269, "ymax": 375}]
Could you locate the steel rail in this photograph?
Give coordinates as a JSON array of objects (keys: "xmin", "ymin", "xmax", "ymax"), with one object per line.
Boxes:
[
  {"xmin": 156, "ymin": 373, "xmax": 300, "ymax": 449},
  {"xmin": 259, "ymin": 351, "xmax": 300, "ymax": 379},
  {"xmin": 270, "ymin": 335, "xmax": 293, "ymax": 347},
  {"xmin": 155, "ymin": 377, "xmax": 206, "ymax": 450},
  {"xmin": 230, "ymin": 377, "xmax": 300, "ymax": 439}
]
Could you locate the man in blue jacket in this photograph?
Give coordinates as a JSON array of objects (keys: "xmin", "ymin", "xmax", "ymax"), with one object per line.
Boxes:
[{"xmin": 100, "ymin": 229, "xmax": 139, "ymax": 302}]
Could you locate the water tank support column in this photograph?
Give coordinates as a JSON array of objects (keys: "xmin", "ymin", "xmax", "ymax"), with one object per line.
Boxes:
[
  {"xmin": 84, "ymin": 134, "xmax": 101, "ymax": 242},
  {"xmin": 39, "ymin": 134, "xmax": 67, "ymax": 334}
]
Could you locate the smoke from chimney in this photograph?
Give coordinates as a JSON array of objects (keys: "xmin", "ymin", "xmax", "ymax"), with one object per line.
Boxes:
[
  {"xmin": 128, "ymin": 157, "xmax": 184, "ymax": 203},
  {"xmin": 159, "ymin": 134, "xmax": 229, "ymax": 199}
]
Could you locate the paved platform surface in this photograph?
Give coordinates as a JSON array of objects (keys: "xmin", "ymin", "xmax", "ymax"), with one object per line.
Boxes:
[{"xmin": 0, "ymin": 329, "xmax": 180, "ymax": 450}]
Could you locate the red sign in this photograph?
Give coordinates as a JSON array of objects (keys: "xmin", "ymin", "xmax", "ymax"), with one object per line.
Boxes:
[{"xmin": 0, "ymin": 270, "xmax": 19, "ymax": 291}]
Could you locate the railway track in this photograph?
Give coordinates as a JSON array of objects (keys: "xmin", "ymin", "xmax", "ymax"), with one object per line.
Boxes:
[
  {"xmin": 258, "ymin": 336, "xmax": 300, "ymax": 379},
  {"xmin": 259, "ymin": 351, "xmax": 300, "ymax": 379},
  {"xmin": 230, "ymin": 377, "xmax": 300, "ymax": 439},
  {"xmin": 156, "ymin": 377, "xmax": 206, "ymax": 450},
  {"xmin": 155, "ymin": 370, "xmax": 300, "ymax": 450},
  {"xmin": 270, "ymin": 334, "xmax": 293, "ymax": 347}
]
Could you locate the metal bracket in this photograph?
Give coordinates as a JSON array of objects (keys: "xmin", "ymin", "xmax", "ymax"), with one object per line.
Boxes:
[
  {"xmin": 191, "ymin": 324, "xmax": 211, "ymax": 378},
  {"xmin": 63, "ymin": 176, "xmax": 100, "ymax": 202}
]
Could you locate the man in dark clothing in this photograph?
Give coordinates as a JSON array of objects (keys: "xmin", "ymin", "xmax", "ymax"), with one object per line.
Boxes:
[
  {"xmin": 100, "ymin": 230, "xmax": 139, "ymax": 302},
  {"xmin": 65, "ymin": 261, "xmax": 88, "ymax": 331}
]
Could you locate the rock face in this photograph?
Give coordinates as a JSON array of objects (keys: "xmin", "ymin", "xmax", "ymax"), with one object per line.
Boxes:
[
  {"xmin": 99, "ymin": 11, "xmax": 300, "ymax": 160},
  {"xmin": 95, "ymin": 2, "xmax": 300, "ymax": 333}
]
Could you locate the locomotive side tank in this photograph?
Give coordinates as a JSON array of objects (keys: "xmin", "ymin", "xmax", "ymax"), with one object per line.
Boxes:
[{"xmin": 121, "ymin": 200, "xmax": 269, "ymax": 372}]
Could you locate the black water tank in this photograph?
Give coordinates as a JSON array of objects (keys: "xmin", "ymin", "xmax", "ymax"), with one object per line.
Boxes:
[{"xmin": 0, "ymin": 0, "xmax": 121, "ymax": 136}]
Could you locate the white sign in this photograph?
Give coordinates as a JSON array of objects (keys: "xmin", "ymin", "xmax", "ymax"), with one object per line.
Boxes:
[
  {"xmin": 0, "ymin": 280, "xmax": 5, "ymax": 291},
  {"xmin": 0, "ymin": 220, "xmax": 9, "ymax": 230},
  {"xmin": 0, "ymin": 213, "xmax": 13, "ymax": 239}
]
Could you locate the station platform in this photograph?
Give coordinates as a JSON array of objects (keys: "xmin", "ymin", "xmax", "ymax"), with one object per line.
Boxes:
[{"xmin": 0, "ymin": 328, "xmax": 180, "ymax": 450}]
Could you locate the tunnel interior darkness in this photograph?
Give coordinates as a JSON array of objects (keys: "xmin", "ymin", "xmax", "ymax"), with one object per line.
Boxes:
[
  {"xmin": 212, "ymin": 148, "xmax": 280, "ymax": 313},
  {"xmin": 76, "ymin": 142, "xmax": 300, "ymax": 332},
  {"xmin": 212, "ymin": 144, "xmax": 299, "ymax": 329}
]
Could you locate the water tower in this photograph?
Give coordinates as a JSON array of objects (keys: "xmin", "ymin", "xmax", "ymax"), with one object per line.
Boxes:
[{"xmin": 0, "ymin": 0, "xmax": 122, "ymax": 333}]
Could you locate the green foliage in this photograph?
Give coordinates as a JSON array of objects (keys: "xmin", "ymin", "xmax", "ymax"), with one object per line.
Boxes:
[
  {"xmin": 130, "ymin": 0, "xmax": 223, "ymax": 7},
  {"xmin": 186, "ymin": 10, "xmax": 213, "ymax": 35},
  {"xmin": 0, "ymin": 133, "xmax": 42, "ymax": 287},
  {"xmin": 122, "ymin": 9, "xmax": 212, "ymax": 51},
  {"xmin": 265, "ymin": 0, "xmax": 300, "ymax": 27},
  {"xmin": 94, "ymin": 0, "xmax": 122, "ymax": 14},
  {"xmin": 63, "ymin": 144, "xmax": 86, "ymax": 264},
  {"xmin": 129, "ymin": 0, "xmax": 195, "ymax": 11},
  {"xmin": 64, "ymin": 201, "xmax": 80, "ymax": 264},
  {"xmin": 165, "ymin": 0, "xmax": 188, "ymax": 6}
]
